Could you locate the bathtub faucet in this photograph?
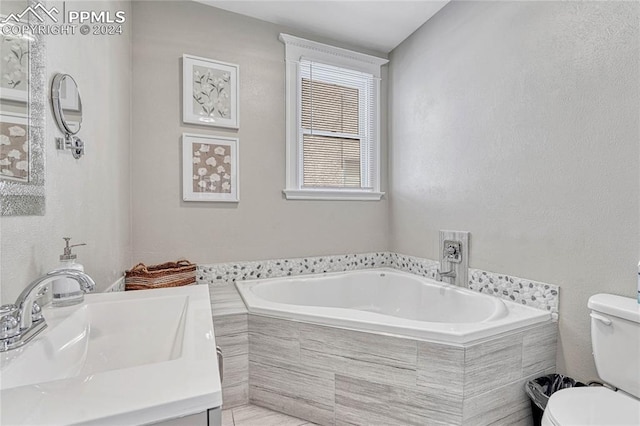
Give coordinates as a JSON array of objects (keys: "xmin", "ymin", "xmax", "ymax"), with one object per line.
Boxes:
[{"xmin": 436, "ymin": 267, "xmax": 456, "ymax": 282}]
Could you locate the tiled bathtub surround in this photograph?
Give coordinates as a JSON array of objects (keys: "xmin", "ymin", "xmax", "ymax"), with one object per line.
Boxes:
[
  {"xmin": 209, "ymin": 285, "xmax": 250, "ymax": 408},
  {"xmin": 388, "ymin": 253, "xmax": 440, "ymax": 279},
  {"xmin": 469, "ymin": 269, "xmax": 559, "ymax": 316},
  {"xmin": 214, "ymin": 312, "xmax": 249, "ymax": 408},
  {"xmin": 248, "ymin": 314, "xmax": 558, "ymax": 425},
  {"xmin": 198, "ymin": 253, "xmax": 393, "ymax": 285},
  {"xmin": 201, "ymin": 253, "xmax": 560, "ymax": 418},
  {"xmin": 197, "ymin": 252, "xmax": 559, "ymax": 314}
]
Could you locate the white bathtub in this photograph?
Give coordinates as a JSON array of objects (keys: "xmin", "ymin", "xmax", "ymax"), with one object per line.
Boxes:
[{"xmin": 236, "ymin": 268, "xmax": 552, "ymax": 344}]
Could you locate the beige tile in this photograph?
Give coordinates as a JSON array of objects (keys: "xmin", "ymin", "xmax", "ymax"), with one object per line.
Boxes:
[
  {"xmin": 215, "ymin": 314, "xmax": 249, "ymax": 358},
  {"xmin": 234, "ymin": 309, "xmax": 549, "ymax": 426},
  {"xmin": 249, "ymin": 315, "xmax": 300, "ymax": 363},
  {"xmin": 219, "ymin": 327, "xmax": 249, "ymax": 409},
  {"xmin": 417, "ymin": 340, "xmax": 465, "ymax": 399},
  {"xmin": 217, "ymin": 331, "xmax": 249, "ymax": 357},
  {"xmin": 299, "ymin": 322, "xmax": 417, "ymax": 387},
  {"xmin": 224, "ymin": 353, "xmax": 249, "ymax": 386},
  {"xmin": 335, "ymin": 374, "xmax": 462, "ymax": 426},
  {"xmin": 464, "ymin": 332, "xmax": 524, "ymax": 397},
  {"xmin": 222, "ymin": 408, "xmax": 235, "ymax": 426},
  {"xmin": 223, "ymin": 380, "xmax": 249, "ymax": 409},
  {"xmin": 249, "ymin": 355, "xmax": 334, "ymax": 425},
  {"xmin": 301, "ymin": 347, "xmax": 417, "ymax": 388},
  {"xmin": 462, "ymin": 378, "xmax": 532, "ymax": 425},
  {"xmin": 214, "ymin": 314, "xmax": 248, "ymax": 336},
  {"xmin": 232, "ymin": 404, "xmax": 309, "ymax": 426},
  {"xmin": 522, "ymin": 322, "xmax": 557, "ymax": 376},
  {"xmin": 299, "ymin": 322, "xmax": 417, "ymax": 369},
  {"xmin": 249, "ymin": 351, "xmax": 333, "ymax": 381},
  {"xmin": 210, "ymin": 284, "xmax": 247, "ymax": 316},
  {"xmin": 249, "ymin": 388, "xmax": 334, "ymax": 426}
]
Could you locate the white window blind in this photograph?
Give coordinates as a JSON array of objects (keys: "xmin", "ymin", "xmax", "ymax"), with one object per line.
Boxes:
[
  {"xmin": 280, "ymin": 33, "xmax": 387, "ymax": 201},
  {"xmin": 298, "ymin": 59, "xmax": 377, "ymax": 191}
]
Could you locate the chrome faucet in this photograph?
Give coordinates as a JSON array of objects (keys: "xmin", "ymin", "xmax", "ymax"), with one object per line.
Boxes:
[
  {"xmin": 436, "ymin": 243, "xmax": 459, "ymax": 282},
  {"xmin": 436, "ymin": 231, "xmax": 470, "ymax": 287},
  {"xmin": 0, "ymin": 269, "xmax": 95, "ymax": 352},
  {"xmin": 436, "ymin": 267, "xmax": 457, "ymax": 281}
]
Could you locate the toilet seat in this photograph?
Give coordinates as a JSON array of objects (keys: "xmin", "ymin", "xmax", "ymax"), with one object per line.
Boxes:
[{"xmin": 543, "ymin": 386, "xmax": 640, "ymax": 426}]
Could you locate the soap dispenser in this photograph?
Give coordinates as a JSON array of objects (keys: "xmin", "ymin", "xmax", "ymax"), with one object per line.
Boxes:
[{"xmin": 52, "ymin": 237, "xmax": 87, "ymax": 307}]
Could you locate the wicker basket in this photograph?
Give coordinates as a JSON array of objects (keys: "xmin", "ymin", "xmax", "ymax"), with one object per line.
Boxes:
[{"xmin": 125, "ymin": 260, "xmax": 196, "ymax": 291}]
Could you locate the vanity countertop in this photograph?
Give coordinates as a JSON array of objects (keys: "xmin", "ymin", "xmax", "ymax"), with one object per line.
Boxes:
[{"xmin": 0, "ymin": 285, "xmax": 221, "ymax": 425}]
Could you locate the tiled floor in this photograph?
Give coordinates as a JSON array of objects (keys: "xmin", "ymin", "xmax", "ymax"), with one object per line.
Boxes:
[{"xmin": 222, "ymin": 404, "xmax": 317, "ymax": 426}]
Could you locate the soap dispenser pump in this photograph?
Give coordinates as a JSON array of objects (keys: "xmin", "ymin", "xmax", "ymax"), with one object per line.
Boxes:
[{"xmin": 52, "ymin": 237, "xmax": 87, "ymax": 307}]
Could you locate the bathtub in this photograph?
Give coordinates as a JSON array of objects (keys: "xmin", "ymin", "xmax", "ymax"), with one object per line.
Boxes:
[{"xmin": 236, "ymin": 268, "xmax": 551, "ymax": 344}]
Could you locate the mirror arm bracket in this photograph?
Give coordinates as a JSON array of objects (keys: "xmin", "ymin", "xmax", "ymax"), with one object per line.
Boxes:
[{"xmin": 56, "ymin": 134, "xmax": 84, "ymax": 160}]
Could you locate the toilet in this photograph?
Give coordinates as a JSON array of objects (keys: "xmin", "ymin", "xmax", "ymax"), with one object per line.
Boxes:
[{"xmin": 541, "ymin": 294, "xmax": 640, "ymax": 426}]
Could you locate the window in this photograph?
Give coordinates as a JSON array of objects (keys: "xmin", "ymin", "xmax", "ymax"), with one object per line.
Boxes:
[{"xmin": 280, "ymin": 34, "xmax": 387, "ymax": 200}]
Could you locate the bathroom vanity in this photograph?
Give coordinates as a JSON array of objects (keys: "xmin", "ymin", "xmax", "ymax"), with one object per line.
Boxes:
[{"xmin": 0, "ymin": 285, "xmax": 222, "ymax": 425}]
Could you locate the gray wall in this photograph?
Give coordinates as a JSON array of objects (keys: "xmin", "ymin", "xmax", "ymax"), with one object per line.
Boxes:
[
  {"xmin": 0, "ymin": 1, "xmax": 132, "ymax": 303},
  {"xmin": 131, "ymin": 1, "xmax": 388, "ymax": 265},
  {"xmin": 388, "ymin": 1, "xmax": 639, "ymax": 381}
]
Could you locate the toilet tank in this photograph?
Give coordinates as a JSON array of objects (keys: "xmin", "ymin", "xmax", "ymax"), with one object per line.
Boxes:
[{"xmin": 588, "ymin": 294, "xmax": 640, "ymax": 398}]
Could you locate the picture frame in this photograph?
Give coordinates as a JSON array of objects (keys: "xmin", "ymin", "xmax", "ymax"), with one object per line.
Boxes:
[
  {"xmin": 182, "ymin": 54, "xmax": 239, "ymax": 129},
  {"xmin": 0, "ymin": 112, "xmax": 30, "ymax": 182},
  {"xmin": 182, "ymin": 133, "xmax": 239, "ymax": 202},
  {"xmin": 0, "ymin": 16, "xmax": 30, "ymax": 103}
]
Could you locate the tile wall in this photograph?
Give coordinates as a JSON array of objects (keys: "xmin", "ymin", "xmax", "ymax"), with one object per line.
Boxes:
[
  {"xmin": 198, "ymin": 252, "xmax": 559, "ymax": 316},
  {"xmin": 248, "ymin": 315, "xmax": 557, "ymax": 425},
  {"xmin": 155, "ymin": 250, "xmax": 560, "ymax": 422}
]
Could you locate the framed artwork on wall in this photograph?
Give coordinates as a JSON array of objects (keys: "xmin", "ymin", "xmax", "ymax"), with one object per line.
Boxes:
[
  {"xmin": 182, "ymin": 54, "xmax": 239, "ymax": 129},
  {"xmin": 0, "ymin": 20, "xmax": 29, "ymax": 103},
  {"xmin": 182, "ymin": 133, "xmax": 239, "ymax": 202},
  {"xmin": 0, "ymin": 112, "xmax": 29, "ymax": 182}
]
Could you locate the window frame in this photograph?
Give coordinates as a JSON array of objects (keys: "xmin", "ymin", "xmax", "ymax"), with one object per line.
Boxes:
[{"xmin": 280, "ymin": 34, "xmax": 388, "ymax": 201}]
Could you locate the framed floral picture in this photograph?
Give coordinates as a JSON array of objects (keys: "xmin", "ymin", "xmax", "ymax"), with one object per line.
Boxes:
[
  {"xmin": 0, "ymin": 112, "xmax": 29, "ymax": 182},
  {"xmin": 182, "ymin": 133, "xmax": 239, "ymax": 202},
  {"xmin": 183, "ymin": 54, "xmax": 239, "ymax": 129},
  {"xmin": 0, "ymin": 20, "xmax": 29, "ymax": 103}
]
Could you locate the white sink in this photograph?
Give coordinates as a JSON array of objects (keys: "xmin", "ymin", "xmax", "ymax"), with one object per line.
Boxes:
[{"xmin": 0, "ymin": 285, "xmax": 221, "ymax": 425}]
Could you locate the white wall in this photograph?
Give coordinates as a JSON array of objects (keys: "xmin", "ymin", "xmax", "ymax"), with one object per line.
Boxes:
[
  {"xmin": 389, "ymin": 1, "xmax": 639, "ymax": 381},
  {"xmin": 130, "ymin": 1, "xmax": 388, "ymax": 265},
  {"xmin": 0, "ymin": 1, "xmax": 132, "ymax": 303}
]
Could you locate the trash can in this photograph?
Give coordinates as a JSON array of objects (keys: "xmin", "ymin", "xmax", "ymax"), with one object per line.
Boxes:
[{"xmin": 525, "ymin": 374, "xmax": 586, "ymax": 426}]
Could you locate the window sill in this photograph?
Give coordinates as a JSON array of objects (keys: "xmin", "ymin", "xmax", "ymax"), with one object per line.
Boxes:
[{"xmin": 282, "ymin": 189, "xmax": 385, "ymax": 201}]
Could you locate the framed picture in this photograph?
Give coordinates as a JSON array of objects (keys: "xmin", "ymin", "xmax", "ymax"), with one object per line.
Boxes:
[
  {"xmin": 182, "ymin": 133, "xmax": 239, "ymax": 202},
  {"xmin": 182, "ymin": 54, "xmax": 239, "ymax": 129},
  {"xmin": 0, "ymin": 18, "xmax": 30, "ymax": 103},
  {"xmin": 0, "ymin": 112, "xmax": 29, "ymax": 182}
]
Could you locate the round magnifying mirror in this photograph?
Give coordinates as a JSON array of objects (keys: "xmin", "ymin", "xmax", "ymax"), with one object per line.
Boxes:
[{"xmin": 52, "ymin": 74, "xmax": 82, "ymax": 135}]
